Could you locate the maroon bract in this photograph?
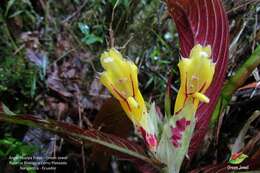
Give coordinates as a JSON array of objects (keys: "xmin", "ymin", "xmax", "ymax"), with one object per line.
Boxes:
[
  {"xmin": 167, "ymin": 0, "xmax": 229, "ymax": 157},
  {"xmin": 171, "ymin": 118, "xmax": 191, "ymax": 147}
]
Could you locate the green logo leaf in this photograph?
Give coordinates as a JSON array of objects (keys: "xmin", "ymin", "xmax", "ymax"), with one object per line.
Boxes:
[{"xmin": 228, "ymin": 153, "xmax": 248, "ymax": 165}]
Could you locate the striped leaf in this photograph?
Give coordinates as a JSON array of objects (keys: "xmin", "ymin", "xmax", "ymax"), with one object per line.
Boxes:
[{"xmin": 167, "ymin": 0, "xmax": 229, "ymax": 157}]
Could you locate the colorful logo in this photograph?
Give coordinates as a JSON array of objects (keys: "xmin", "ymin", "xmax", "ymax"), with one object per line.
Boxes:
[{"xmin": 228, "ymin": 152, "xmax": 248, "ymax": 165}]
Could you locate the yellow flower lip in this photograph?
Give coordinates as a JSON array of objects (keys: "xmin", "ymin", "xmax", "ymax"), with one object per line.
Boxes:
[
  {"xmin": 174, "ymin": 44, "xmax": 215, "ymax": 113},
  {"xmin": 192, "ymin": 92, "xmax": 210, "ymax": 103}
]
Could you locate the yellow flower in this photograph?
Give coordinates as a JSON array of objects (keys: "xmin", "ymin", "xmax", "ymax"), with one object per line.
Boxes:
[
  {"xmin": 174, "ymin": 44, "xmax": 215, "ymax": 113},
  {"xmin": 99, "ymin": 48, "xmax": 148, "ymax": 131}
]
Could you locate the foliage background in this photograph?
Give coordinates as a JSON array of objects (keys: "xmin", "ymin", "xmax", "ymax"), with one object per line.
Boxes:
[{"xmin": 0, "ymin": 0, "xmax": 259, "ymax": 172}]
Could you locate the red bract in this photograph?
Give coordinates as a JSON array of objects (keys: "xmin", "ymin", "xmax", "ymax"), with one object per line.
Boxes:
[
  {"xmin": 171, "ymin": 118, "xmax": 191, "ymax": 147},
  {"xmin": 167, "ymin": 0, "xmax": 229, "ymax": 157}
]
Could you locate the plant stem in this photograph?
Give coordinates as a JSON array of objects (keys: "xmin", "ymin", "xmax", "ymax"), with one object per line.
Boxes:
[{"xmin": 210, "ymin": 45, "xmax": 260, "ymax": 128}]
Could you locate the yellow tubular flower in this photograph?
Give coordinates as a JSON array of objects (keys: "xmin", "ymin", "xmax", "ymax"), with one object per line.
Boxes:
[
  {"xmin": 174, "ymin": 44, "xmax": 215, "ymax": 113},
  {"xmin": 100, "ymin": 48, "xmax": 148, "ymax": 131}
]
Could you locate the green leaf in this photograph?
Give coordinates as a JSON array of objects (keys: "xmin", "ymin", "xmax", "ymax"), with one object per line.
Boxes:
[
  {"xmin": 8, "ymin": 10, "xmax": 23, "ymax": 18},
  {"xmin": 5, "ymin": 0, "xmax": 17, "ymax": 17},
  {"xmin": 1, "ymin": 103, "xmax": 16, "ymax": 116},
  {"xmin": 109, "ymin": 0, "xmax": 118, "ymax": 7},
  {"xmin": 20, "ymin": 145, "xmax": 37, "ymax": 155},
  {"xmin": 0, "ymin": 137, "xmax": 15, "ymax": 145},
  {"xmin": 30, "ymin": 73, "xmax": 37, "ymax": 97},
  {"xmin": 122, "ymin": 0, "xmax": 129, "ymax": 8},
  {"xmin": 82, "ymin": 34, "xmax": 103, "ymax": 45},
  {"xmin": 27, "ymin": 168, "xmax": 37, "ymax": 173},
  {"xmin": 0, "ymin": 150, "xmax": 5, "ymax": 156},
  {"xmin": 78, "ymin": 23, "xmax": 90, "ymax": 35}
]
